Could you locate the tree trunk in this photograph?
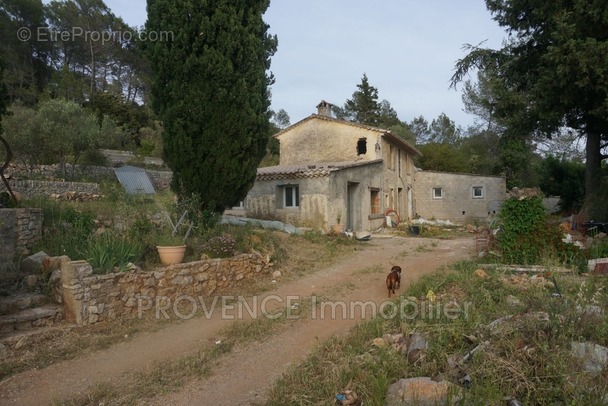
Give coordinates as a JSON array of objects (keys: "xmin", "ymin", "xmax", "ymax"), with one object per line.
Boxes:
[{"xmin": 585, "ymin": 131, "xmax": 602, "ymax": 198}]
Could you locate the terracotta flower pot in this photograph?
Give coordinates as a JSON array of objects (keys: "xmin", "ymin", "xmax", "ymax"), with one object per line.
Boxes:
[{"xmin": 156, "ymin": 245, "xmax": 187, "ymax": 266}]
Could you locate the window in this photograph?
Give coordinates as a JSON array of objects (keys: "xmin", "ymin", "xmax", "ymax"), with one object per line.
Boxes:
[
  {"xmin": 472, "ymin": 186, "xmax": 484, "ymax": 199},
  {"xmin": 370, "ymin": 189, "xmax": 381, "ymax": 214},
  {"xmin": 284, "ymin": 185, "xmax": 299, "ymax": 208},
  {"xmin": 357, "ymin": 138, "xmax": 367, "ymax": 155},
  {"xmin": 432, "ymin": 187, "xmax": 443, "ymax": 199}
]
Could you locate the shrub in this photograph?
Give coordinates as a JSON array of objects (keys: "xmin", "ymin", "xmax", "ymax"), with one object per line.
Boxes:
[
  {"xmin": 200, "ymin": 235, "xmax": 236, "ymax": 258},
  {"xmin": 496, "ymin": 196, "xmax": 563, "ymax": 264},
  {"xmin": 85, "ymin": 233, "xmax": 143, "ymax": 273}
]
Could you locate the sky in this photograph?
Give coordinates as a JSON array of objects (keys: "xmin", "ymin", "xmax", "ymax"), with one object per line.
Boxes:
[{"xmin": 104, "ymin": 0, "xmax": 508, "ymax": 128}]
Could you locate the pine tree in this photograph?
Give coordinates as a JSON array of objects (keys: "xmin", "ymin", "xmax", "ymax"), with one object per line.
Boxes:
[
  {"xmin": 343, "ymin": 73, "xmax": 380, "ymax": 126},
  {"xmin": 145, "ymin": 0, "xmax": 277, "ymax": 212}
]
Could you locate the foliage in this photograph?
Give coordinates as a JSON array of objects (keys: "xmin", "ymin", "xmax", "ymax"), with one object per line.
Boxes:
[
  {"xmin": 85, "ymin": 233, "xmax": 142, "ymax": 273},
  {"xmin": 200, "ymin": 235, "xmax": 237, "ymax": 259},
  {"xmin": 429, "ymin": 113, "xmax": 461, "ymax": 145},
  {"xmin": 174, "ymin": 193, "xmax": 222, "ymax": 235},
  {"xmin": 496, "ymin": 196, "xmax": 574, "ymax": 265},
  {"xmin": 498, "ymin": 134, "xmax": 537, "ymax": 189},
  {"xmin": 451, "ymin": 0, "xmax": 608, "ymax": 202},
  {"xmin": 538, "ymin": 156, "xmax": 585, "ymax": 213},
  {"xmin": 270, "ymin": 109, "xmax": 290, "ymax": 129},
  {"xmin": 416, "ymin": 143, "xmax": 469, "ymax": 173},
  {"xmin": 146, "ymin": 0, "xmax": 277, "ymax": 213},
  {"xmin": 85, "ymin": 92, "xmax": 156, "ymax": 148},
  {"xmin": 3, "ymin": 99, "xmax": 107, "ymax": 177},
  {"xmin": 0, "ymin": 0, "xmax": 51, "ymax": 105},
  {"xmin": 337, "ymin": 73, "xmax": 381, "ymax": 126},
  {"xmin": 30, "ymin": 197, "xmax": 96, "ymax": 259}
]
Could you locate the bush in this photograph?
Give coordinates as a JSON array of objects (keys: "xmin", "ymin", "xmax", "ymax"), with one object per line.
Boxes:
[
  {"xmin": 85, "ymin": 233, "xmax": 143, "ymax": 273},
  {"xmin": 496, "ymin": 196, "xmax": 564, "ymax": 264}
]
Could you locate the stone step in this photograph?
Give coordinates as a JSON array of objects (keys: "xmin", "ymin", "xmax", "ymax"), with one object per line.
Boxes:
[
  {"xmin": 0, "ymin": 304, "xmax": 63, "ymax": 335},
  {"xmin": 0, "ymin": 293, "xmax": 49, "ymax": 316}
]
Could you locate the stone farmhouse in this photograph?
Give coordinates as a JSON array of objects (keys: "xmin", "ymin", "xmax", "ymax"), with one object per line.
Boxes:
[{"xmin": 237, "ymin": 101, "xmax": 507, "ymax": 232}]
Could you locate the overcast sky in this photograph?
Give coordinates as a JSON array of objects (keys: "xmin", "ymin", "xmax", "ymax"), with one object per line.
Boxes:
[{"xmin": 104, "ymin": 0, "xmax": 507, "ymax": 128}]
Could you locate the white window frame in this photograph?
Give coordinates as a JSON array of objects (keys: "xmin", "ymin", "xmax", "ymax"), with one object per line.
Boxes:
[
  {"xmin": 432, "ymin": 187, "xmax": 443, "ymax": 199},
  {"xmin": 283, "ymin": 185, "xmax": 299, "ymax": 208},
  {"xmin": 472, "ymin": 186, "xmax": 484, "ymax": 199}
]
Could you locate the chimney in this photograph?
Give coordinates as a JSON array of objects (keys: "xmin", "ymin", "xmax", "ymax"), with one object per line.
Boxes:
[{"xmin": 316, "ymin": 100, "xmax": 333, "ymax": 117}]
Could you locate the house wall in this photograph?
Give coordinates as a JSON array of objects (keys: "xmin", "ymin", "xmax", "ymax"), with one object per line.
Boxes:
[
  {"xmin": 380, "ymin": 138, "xmax": 417, "ymax": 221},
  {"xmin": 329, "ymin": 161, "xmax": 385, "ymax": 231},
  {"xmin": 278, "ymin": 119, "xmax": 381, "ymax": 165},
  {"xmin": 245, "ymin": 161, "xmax": 386, "ymax": 233},
  {"xmin": 245, "ymin": 177, "xmax": 331, "ymax": 230},
  {"xmin": 413, "ymin": 171, "xmax": 506, "ymax": 223}
]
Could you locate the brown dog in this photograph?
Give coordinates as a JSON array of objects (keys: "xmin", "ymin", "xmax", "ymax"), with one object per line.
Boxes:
[{"xmin": 386, "ymin": 266, "xmax": 402, "ymax": 297}]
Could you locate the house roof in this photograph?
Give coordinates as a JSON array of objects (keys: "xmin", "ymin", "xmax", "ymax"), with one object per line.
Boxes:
[
  {"xmin": 274, "ymin": 114, "xmax": 422, "ymax": 157},
  {"xmin": 256, "ymin": 159, "xmax": 383, "ymax": 181}
]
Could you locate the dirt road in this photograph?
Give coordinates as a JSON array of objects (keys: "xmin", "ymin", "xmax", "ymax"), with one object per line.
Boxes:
[{"xmin": 0, "ymin": 234, "xmax": 474, "ymax": 406}]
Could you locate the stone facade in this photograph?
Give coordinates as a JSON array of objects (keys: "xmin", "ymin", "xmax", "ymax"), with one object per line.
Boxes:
[
  {"xmin": 0, "ymin": 208, "xmax": 43, "ymax": 265},
  {"xmin": 245, "ymin": 110, "xmax": 422, "ymax": 233},
  {"xmin": 413, "ymin": 170, "xmax": 507, "ymax": 223},
  {"xmin": 59, "ymin": 252, "xmax": 269, "ymax": 325}
]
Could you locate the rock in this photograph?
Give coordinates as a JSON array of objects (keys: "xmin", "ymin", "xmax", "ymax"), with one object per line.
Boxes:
[
  {"xmin": 577, "ymin": 305, "xmax": 604, "ymax": 318},
  {"xmin": 24, "ymin": 275, "xmax": 39, "ymax": 288},
  {"xmin": 383, "ymin": 333, "xmax": 408, "ymax": 354},
  {"xmin": 407, "ymin": 333, "xmax": 428, "ymax": 364},
  {"xmin": 506, "ymin": 295, "xmax": 522, "ymax": 307},
  {"xmin": 385, "ymin": 377, "xmax": 462, "ymax": 406},
  {"xmin": 14, "ymin": 335, "xmax": 30, "ymax": 350},
  {"xmin": 465, "ymin": 224, "xmax": 478, "ymax": 233},
  {"xmin": 272, "ymin": 270, "xmax": 282, "ymax": 278},
  {"xmin": 20, "ymin": 251, "xmax": 50, "ymax": 274},
  {"xmin": 571, "ymin": 342, "xmax": 608, "ymax": 373}
]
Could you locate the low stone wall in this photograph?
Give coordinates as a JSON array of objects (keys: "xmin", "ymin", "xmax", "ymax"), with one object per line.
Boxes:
[
  {"xmin": 0, "ymin": 208, "xmax": 43, "ymax": 264},
  {"xmin": 10, "ymin": 179, "xmax": 100, "ymax": 199},
  {"xmin": 100, "ymin": 149, "xmax": 165, "ymax": 167},
  {"xmin": 60, "ymin": 252, "xmax": 269, "ymax": 325},
  {"xmin": 8, "ymin": 164, "xmax": 173, "ymax": 193}
]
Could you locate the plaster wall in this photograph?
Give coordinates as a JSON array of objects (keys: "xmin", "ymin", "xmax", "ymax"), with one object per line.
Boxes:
[{"xmin": 413, "ymin": 171, "xmax": 506, "ymax": 223}]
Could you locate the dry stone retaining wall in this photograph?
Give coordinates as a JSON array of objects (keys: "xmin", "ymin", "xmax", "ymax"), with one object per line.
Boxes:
[
  {"xmin": 0, "ymin": 208, "xmax": 43, "ymax": 264},
  {"xmin": 10, "ymin": 179, "xmax": 100, "ymax": 199},
  {"xmin": 8, "ymin": 164, "xmax": 173, "ymax": 194},
  {"xmin": 60, "ymin": 252, "xmax": 269, "ymax": 325}
]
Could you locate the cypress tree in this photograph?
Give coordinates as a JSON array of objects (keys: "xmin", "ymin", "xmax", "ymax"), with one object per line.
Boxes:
[{"xmin": 145, "ymin": 0, "xmax": 277, "ymax": 211}]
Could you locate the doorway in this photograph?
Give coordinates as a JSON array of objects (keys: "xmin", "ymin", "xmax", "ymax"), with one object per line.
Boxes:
[{"xmin": 347, "ymin": 182, "xmax": 360, "ymax": 231}]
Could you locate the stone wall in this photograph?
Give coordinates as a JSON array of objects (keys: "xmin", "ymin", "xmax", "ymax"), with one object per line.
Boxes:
[
  {"xmin": 100, "ymin": 149, "xmax": 165, "ymax": 167},
  {"xmin": 7, "ymin": 164, "xmax": 173, "ymax": 193},
  {"xmin": 59, "ymin": 252, "xmax": 269, "ymax": 325},
  {"xmin": 10, "ymin": 179, "xmax": 100, "ymax": 199},
  {"xmin": 0, "ymin": 208, "xmax": 43, "ymax": 265}
]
